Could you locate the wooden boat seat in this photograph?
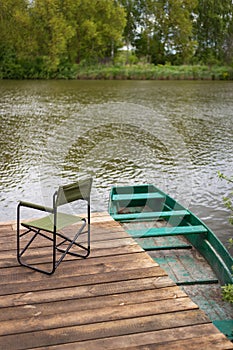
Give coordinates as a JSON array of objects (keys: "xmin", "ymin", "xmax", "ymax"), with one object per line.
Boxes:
[
  {"xmin": 112, "ymin": 192, "xmax": 164, "ymax": 201},
  {"xmin": 127, "ymin": 224, "xmax": 208, "ymax": 238},
  {"xmin": 112, "ymin": 209, "xmax": 190, "ymax": 221}
]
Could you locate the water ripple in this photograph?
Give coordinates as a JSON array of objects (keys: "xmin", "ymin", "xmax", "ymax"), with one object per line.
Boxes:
[{"xmin": 0, "ymin": 80, "xmax": 233, "ymax": 250}]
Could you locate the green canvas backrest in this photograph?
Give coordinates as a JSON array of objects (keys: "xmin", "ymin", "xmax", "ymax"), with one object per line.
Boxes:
[{"xmin": 56, "ymin": 177, "xmax": 93, "ymax": 207}]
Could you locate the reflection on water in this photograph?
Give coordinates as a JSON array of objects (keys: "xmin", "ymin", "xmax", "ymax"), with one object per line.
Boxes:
[{"xmin": 0, "ymin": 80, "xmax": 233, "ymax": 251}]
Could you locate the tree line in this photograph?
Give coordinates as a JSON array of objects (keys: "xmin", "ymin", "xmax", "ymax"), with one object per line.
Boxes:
[{"xmin": 1, "ymin": 0, "xmax": 233, "ymax": 78}]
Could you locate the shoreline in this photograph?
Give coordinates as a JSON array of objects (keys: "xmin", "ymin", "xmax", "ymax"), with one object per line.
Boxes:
[
  {"xmin": 76, "ymin": 64, "xmax": 233, "ymax": 81},
  {"xmin": 1, "ymin": 64, "xmax": 233, "ymax": 80}
]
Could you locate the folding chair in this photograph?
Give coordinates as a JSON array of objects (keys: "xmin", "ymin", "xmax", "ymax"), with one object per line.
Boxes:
[{"xmin": 17, "ymin": 177, "xmax": 93, "ymax": 275}]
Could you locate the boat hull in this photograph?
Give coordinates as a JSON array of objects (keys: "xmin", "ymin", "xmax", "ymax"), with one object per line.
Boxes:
[
  {"xmin": 109, "ymin": 183, "xmax": 233, "ymax": 285},
  {"xmin": 109, "ymin": 183, "xmax": 233, "ymax": 340}
]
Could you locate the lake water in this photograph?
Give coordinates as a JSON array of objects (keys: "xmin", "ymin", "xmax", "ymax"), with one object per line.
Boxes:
[{"xmin": 0, "ymin": 79, "xmax": 233, "ymax": 251}]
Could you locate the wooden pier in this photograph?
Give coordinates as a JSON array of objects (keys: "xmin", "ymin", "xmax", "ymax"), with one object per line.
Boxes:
[{"xmin": 0, "ymin": 212, "xmax": 232, "ymax": 349}]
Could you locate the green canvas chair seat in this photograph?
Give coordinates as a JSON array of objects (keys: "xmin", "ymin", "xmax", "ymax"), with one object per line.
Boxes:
[
  {"xmin": 17, "ymin": 177, "xmax": 93, "ymax": 275},
  {"xmin": 23, "ymin": 212, "xmax": 83, "ymax": 233}
]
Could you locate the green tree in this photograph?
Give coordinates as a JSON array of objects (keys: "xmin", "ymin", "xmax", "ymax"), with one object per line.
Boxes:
[
  {"xmin": 131, "ymin": 0, "xmax": 197, "ymax": 64},
  {"xmin": 118, "ymin": 0, "xmax": 143, "ymax": 65},
  {"xmin": 0, "ymin": 0, "xmax": 28, "ymax": 51},
  {"xmin": 194, "ymin": 0, "xmax": 233, "ymax": 64},
  {"xmin": 63, "ymin": 0, "xmax": 126, "ymax": 64},
  {"xmin": 120, "ymin": 0, "xmax": 233, "ymax": 65},
  {"xmin": 0, "ymin": 0, "xmax": 126, "ymax": 77},
  {"xmin": 164, "ymin": 0, "xmax": 198, "ymax": 64},
  {"xmin": 29, "ymin": 0, "xmax": 75, "ymax": 70},
  {"xmin": 224, "ymin": 9, "xmax": 233, "ymax": 65},
  {"xmin": 0, "ymin": 0, "xmax": 32, "ymax": 76}
]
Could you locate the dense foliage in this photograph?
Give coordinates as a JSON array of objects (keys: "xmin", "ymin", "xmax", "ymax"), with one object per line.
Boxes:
[
  {"xmin": 0, "ymin": 0, "xmax": 126, "ymax": 78},
  {"xmin": 0, "ymin": 0, "xmax": 233, "ymax": 78}
]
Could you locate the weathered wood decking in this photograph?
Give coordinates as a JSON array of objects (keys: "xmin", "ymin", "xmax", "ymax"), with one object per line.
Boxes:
[{"xmin": 0, "ymin": 212, "xmax": 232, "ymax": 349}]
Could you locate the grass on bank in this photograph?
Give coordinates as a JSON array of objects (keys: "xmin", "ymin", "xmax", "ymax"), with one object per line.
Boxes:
[
  {"xmin": 1, "ymin": 59, "xmax": 233, "ymax": 80},
  {"xmin": 76, "ymin": 64, "xmax": 233, "ymax": 80}
]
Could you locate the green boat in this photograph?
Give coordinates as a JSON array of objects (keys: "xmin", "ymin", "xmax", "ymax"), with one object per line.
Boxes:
[{"xmin": 108, "ymin": 183, "xmax": 233, "ymax": 341}]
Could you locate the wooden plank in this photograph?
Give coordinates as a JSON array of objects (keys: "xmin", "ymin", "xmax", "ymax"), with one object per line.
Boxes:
[
  {"xmin": 0, "ymin": 252, "xmax": 158, "ymax": 281},
  {"xmin": 0, "ymin": 226, "xmax": 130, "ymax": 251},
  {"xmin": 0, "ymin": 244, "xmax": 144, "ymax": 269},
  {"xmin": 126, "ymin": 334, "xmax": 233, "ymax": 349},
  {"xmin": 0, "ymin": 275, "xmax": 175, "ymax": 308},
  {"xmin": 89, "ymin": 212, "xmax": 117, "ymax": 223},
  {"xmin": 6, "ymin": 222, "xmax": 133, "ymax": 254},
  {"xmin": 0, "ymin": 310, "xmax": 210, "ymax": 350},
  {"xmin": 0, "ymin": 265, "xmax": 168, "ymax": 296},
  {"xmin": 183, "ymin": 284, "xmax": 233, "ymax": 321},
  {"xmin": 0, "ymin": 224, "xmax": 14, "ymax": 233},
  {"xmin": 0, "ymin": 238, "xmax": 144, "ymax": 268},
  {"xmin": 0, "ymin": 285, "xmax": 186, "ymax": 322},
  {"xmin": 0, "ymin": 297, "xmax": 197, "ymax": 336},
  {"xmin": 0, "ymin": 234, "xmax": 130, "ymax": 253},
  {"xmin": 0, "ymin": 257, "xmax": 161, "ymax": 290},
  {"xmin": 150, "ymin": 249, "xmax": 218, "ymax": 285},
  {"xmin": 27, "ymin": 324, "xmax": 230, "ymax": 350},
  {"xmin": 135, "ymin": 235, "xmax": 192, "ymax": 251}
]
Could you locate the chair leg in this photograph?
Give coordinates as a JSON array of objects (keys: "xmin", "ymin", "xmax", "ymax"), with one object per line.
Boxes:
[
  {"xmin": 18, "ymin": 230, "xmax": 39, "ymax": 260},
  {"xmin": 17, "ymin": 257, "xmax": 56, "ymax": 275},
  {"xmin": 55, "ymin": 219, "xmax": 88, "ymax": 267},
  {"xmin": 17, "ymin": 228, "xmax": 57, "ymax": 275}
]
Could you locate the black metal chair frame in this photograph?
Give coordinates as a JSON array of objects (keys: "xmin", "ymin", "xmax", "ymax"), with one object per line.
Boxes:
[{"xmin": 17, "ymin": 178, "xmax": 92, "ymax": 275}]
